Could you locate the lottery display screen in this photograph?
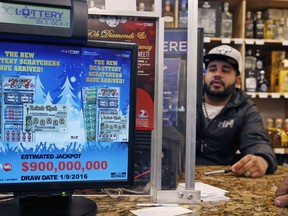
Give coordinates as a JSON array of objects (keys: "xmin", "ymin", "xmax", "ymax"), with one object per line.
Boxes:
[{"xmin": 0, "ymin": 40, "xmax": 137, "ymax": 192}]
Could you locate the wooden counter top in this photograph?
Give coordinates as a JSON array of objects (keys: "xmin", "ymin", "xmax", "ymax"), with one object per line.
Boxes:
[{"xmin": 86, "ymin": 165, "xmax": 288, "ymax": 215}]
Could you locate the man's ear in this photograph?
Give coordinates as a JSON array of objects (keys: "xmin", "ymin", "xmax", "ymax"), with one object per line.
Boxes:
[{"xmin": 235, "ymin": 76, "xmax": 242, "ymax": 88}]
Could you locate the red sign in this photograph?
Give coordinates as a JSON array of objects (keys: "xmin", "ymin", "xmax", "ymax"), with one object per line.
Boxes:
[{"xmin": 88, "ymin": 16, "xmax": 156, "ymax": 130}]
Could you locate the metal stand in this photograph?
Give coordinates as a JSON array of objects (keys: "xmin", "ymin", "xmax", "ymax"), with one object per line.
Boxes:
[{"xmin": 153, "ymin": 0, "xmax": 201, "ymax": 204}]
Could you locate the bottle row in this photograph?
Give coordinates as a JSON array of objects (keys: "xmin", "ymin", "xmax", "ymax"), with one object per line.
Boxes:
[
  {"xmin": 245, "ymin": 49, "xmax": 288, "ymax": 93},
  {"xmin": 197, "ymin": 1, "xmax": 235, "ymax": 37},
  {"xmin": 162, "ymin": 0, "xmax": 187, "ymax": 28},
  {"xmin": 246, "ymin": 9, "xmax": 288, "ymax": 40},
  {"xmin": 163, "ymin": 0, "xmax": 233, "ymax": 35},
  {"xmin": 87, "ymin": 0, "xmax": 288, "ymax": 41},
  {"xmin": 266, "ymin": 118, "xmax": 288, "ymax": 149}
]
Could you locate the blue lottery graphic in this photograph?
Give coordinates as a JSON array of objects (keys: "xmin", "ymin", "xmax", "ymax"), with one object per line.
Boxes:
[{"xmin": 0, "ymin": 41, "xmax": 133, "ymax": 183}]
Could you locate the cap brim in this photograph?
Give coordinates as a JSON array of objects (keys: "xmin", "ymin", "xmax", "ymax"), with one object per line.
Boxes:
[{"xmin": 204, "ymin": 53, "xmax": 240, "ymax": 75}]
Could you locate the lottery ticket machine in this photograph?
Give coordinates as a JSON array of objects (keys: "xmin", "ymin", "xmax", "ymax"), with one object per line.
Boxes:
[{"xmin": 0, "ymin": 1, "xmax": 138, "ymax": 215}]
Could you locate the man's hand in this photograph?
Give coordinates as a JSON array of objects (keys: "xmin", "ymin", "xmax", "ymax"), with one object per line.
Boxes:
[
  {"xmin": 275, "ymin": 176, "xmax": 288, "ymax": 207},
  {"xmin": 230, "ymin": 154, "xmax": 268, "ymax": 178}
]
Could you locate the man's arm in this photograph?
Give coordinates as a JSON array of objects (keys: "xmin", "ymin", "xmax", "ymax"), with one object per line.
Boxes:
[{"xmin": 236, "ymin": 100, "xmax": 278, "ymax": 175}]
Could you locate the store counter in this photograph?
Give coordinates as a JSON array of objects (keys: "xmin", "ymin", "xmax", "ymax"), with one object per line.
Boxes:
[
  {"xmin": 87, "ymin": 166, "xmax": 288, "ymax": 215},
  {"xmin": 1, "ymin": 166, "xmax": 288, "ymax": 215}
]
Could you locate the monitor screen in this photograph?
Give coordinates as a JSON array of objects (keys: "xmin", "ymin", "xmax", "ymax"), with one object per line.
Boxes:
[{"xmin": 0, "ymin": 39, "xmax": 137, "ymax": 194}]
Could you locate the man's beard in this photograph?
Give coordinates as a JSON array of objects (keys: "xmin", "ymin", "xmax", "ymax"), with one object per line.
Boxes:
[{"xmin": 203, "ymin": 79, "xmax": 235, "ymax": 99}]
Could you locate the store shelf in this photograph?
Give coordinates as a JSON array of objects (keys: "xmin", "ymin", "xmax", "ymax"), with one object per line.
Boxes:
[
  {"xmin": 246, "ymin": 92, "xmax": 288, "ymax": 99},
  {"xmin": 199, "ymin": 0, "xmax": 288, "ymax": 123},
  {"xmin": 88, "ymin": 8, "xmax": 161, "ymax": 17},
  {"xmin": 203, "ymin": 37, "xmax": 288, "ymax": 46}
]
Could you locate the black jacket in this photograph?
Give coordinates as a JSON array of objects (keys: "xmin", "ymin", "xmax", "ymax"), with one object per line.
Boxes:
[{"xmin": 196, "ymin": 88, "xmax": 278, "ymax": 174}]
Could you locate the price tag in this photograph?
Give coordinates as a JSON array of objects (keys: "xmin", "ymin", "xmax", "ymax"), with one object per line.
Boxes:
[
  {"xmin": 259, "ymin": 92, "xmax": 268, "ymax": 98},
  {"xmin": 234, "ymin": 38, "xmax": 243, "ymax": 44},
  {"xmin": 282, "ymin": 40, "xmax": 288, "ymax": 46},
  {"xmin": 283, "ymin": 59, "xmax": 288, "ymax": 68},
  {"xmin": 274, "ymin": 148, "xmax": 285, "ymax": 154},
  {"xmin": 106, "ymin": 0, "xmax": 136, "ymax": 11},
  {"xmin": 245, "ymin": 39, "xmax": 254, "ymax": 44},
  {"xmin": 284, "ymin": 93, "xmax": 288, "ymax": 98},
  {"xmin": 221, "ymin": 38, "xmax": 231, "ymax": 44},
  {"xmin": 271, "ymin": 93, "xmax": 281, "ymax": 98},
  {"xmin": 255, "ymin": 39, "xmax": 265, "ymax": 45},
  {"xmin": 246, "ymin": 92, "xmax": 256, "ymax": 98},
  {"xmin": 204, "ymin": 37, "xmax": 211, "ymax": 43}
]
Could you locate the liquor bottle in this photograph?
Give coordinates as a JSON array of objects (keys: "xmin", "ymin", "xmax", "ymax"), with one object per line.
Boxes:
[
  {"xmin": 275, "ymin": 51, "xmax": 287, "ymax": 92},
  {"xmin": 257, "ymin": 70, "xmax": 269, "ymax": 92},
  {"xmin": 264, "ymin": 15, "xmax": 275, "ymax": 39},
  {"xmin": 279, "ymin": 54, "xmax": 288, "ymax": 93},
  {"xmin": 245, "ymin": 49, "xmax": 256, "ymax": 70},
  {"xmin": 281, "ymin": 73, "xmax": 288, "ymax": 92},
  {"xmin": 266, "ymin": 118, "xmax": 275, "ymax": 144},
  {"xmin": 267, "ymin": 118, "xmax": 287, "ymax": 148},
  {"xmin": 178, "ymin": 0, "xmax": 188, "ymax": 28},
  {"xmin": 88, "ymin": 0, "xmax": 94, "ymax": 8},
  {"xmin": 220, "ymin": 2, "xmax": 233, "ymax": 38},
  {"xmin": 273, "ymin": 118, "xmax": 284, "ymax": 148},
  {"xmin": 255, "ymin": 49, "xmax": 264, "ymax": 70},
  {"xmin": 284, "ymin": 118, "xmax": 288, "ymax": 147},
  {"xmin": 138, "ymin": 2, "xmax": 145, "ymax": 11},
  {"xmin": 254, "ymin": 11, "xmax": 264, "ymax": 39},
  {"xmin": 283, "ymin": 18, "xmax": 288, "ymax": 40},
  {"xmin": 245, "ymin": 11, "xmax": 254, "ymax": 38},
  {"xmin": 162, "ymin": 0, "xmax": 174, "ymax": 28},
  {"xmin": 245, "ymin": 70, "xmax": 257, "ymax": 92},
  {"xmin": 275, "ymin": 18, "xmax": 285, "ymax": 40}
]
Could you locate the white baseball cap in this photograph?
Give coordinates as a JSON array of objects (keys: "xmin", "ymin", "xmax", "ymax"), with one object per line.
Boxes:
[{"xmin": 204, "ymin": 45, "xmax": 242, "ymax": 75}]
